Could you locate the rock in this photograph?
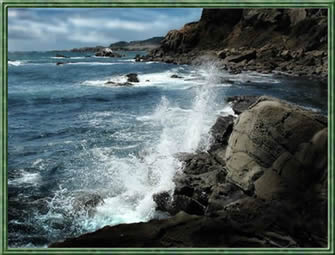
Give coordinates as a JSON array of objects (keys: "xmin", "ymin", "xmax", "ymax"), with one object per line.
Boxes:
[
  {"xmin": 308, "ymin": 50, "xmax": 324, "ymax": 58},
  {"xmin": 134, "ymin": 54, "xmax": 142, "ymax": 62},
  {"xmin": 95, "ymin": 48, "xmax": 122, "ymax": 57},
  {"xmin": 288, "ymin": 9, "xmax": 307, "ymax": 26},
  {"xmin": 227, "ymin": 95, "xmax": 259, "ymax": 114},
  {"xmin": 153, "ymin": 192, "xmax": 206, "ymax": 216},
  {"xmin": 170, "ymin": 74, "xmax": 183, "ymax": 79},
  {"xmin": 280, "ymin": 50, "xmax": 292, "ymax": 60},
  {"xmin": 221, "ymin": 79, "xmax": 235, "ymax": 84},
  {"xmin": 56, "ymin": 54, "xmax": 69, "ymax": 58},
  {"xmin": 105, "ymin": 81, "xmax": 133, "ymax": 86},
  {"xmin": 140, "ymin": 8, "xmax": 327, "ymax": 81},
  {"xmin": 209, "ymin": 115, "xmax": 235, "ymax": 149},
  {"xmin": 182, "ymin": 152, "xmax": 222, "ymax": 175},
  {"xmin": 126, "ymin": 73, "xmax": 139, "ymax": 83},
  {"xmin": 50, "ymin": 197, "xmax": 322, "ymax": 248},
  {"xmin": 56, "ymin": 62, "xmax": 65, "ymax": 66},
  {"xmin": 225, "ymin": 96, "xmax": 327, "ymax": 198},
  {"xmin": 217, "ymin": 50, "xmax": 226, "ymax": 59},
  {"xmin": 225, "ymin": 50, "xmax": 257, "ymax": 63}
]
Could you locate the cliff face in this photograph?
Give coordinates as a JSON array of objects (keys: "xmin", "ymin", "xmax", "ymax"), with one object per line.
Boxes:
[
  {"xmin": 144, "ymin": 8, "xmax": 327, "ymax": 82},
  {"xmin": 157, "ymin": 8, "xmax": 327, "ymax": 54}
]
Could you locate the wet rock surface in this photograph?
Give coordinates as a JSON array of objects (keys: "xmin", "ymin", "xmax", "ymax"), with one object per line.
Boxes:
[{"xmin": 50, "ymin": 96, "xmax": 327, "ymax": 248}]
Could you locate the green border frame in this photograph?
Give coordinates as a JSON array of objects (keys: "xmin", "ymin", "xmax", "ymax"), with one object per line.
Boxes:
[{"xmin": 0, "ymin": 1, "xmax": 334, "ymax": 254}]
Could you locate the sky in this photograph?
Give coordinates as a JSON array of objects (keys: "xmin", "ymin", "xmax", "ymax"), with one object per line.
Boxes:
[{"xmin": 8, "ymin": 8, "xmax": 202, "ymax": 51}]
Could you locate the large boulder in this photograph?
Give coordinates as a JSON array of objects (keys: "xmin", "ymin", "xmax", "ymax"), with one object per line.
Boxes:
[{"xmin": 225, "ymin": 96, "xmax": 327, "ymax": 199}]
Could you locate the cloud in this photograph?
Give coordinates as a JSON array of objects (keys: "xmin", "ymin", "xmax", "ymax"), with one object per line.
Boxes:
[
  {"xmin": 8, "ymin": 8, "xmax": 202, "ymax": 51},
  {"xmin": 69, "ymin": 17, "xmax": 149, "ymax": 31},
  {"xmin": 69, "ymin": 31, "xmax": 118, "ymax": 44}
]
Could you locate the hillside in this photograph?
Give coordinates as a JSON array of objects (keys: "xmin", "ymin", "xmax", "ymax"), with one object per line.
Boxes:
[
  {"xmin": 109, "ymin": 36, "xmax": 164, "ymax": 51},
  {"xmin": 141, "ymin": 9, "xmax": 327, "ymax": 83}
]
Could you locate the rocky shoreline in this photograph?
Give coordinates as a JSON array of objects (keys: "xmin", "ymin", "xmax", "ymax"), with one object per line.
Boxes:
[
  {"xmin": 136, "ymin": 9, "xmax": 327, "ymax": 85},
  {"xmin": 49, "ymin": 8, "xmax": 328, "ymax": 248},
  {"xmin": 50, "ymin": 96, "xmax": 327, "ymax": 248}
]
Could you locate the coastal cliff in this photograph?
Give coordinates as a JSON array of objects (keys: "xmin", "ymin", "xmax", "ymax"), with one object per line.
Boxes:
[
  {"xmin": 139, "ymin": 8, "xmax": 327, "ymax": 83},
  {"xmin": 50, "ymin": 96, "xmax": 327, "ymax": 248},
  {"xmin": 49, "ymin": 8, "xmax": 328, "ymax": 248}
]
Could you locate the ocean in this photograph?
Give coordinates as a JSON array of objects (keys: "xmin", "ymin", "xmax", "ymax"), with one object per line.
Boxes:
[{"xmin": 7, "ymin": 50, "xmax": 327, "ymax": 247}]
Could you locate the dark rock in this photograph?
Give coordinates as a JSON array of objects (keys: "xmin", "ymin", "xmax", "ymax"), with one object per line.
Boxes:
[
  {"xmin": 153, "ymin": 192, "xmax": 205, "ymax": 216},
  {"xmin": 227, "ymin": 95, "xmax": 259, "ymax": 114},
  {"xmin": 95, "ymin": 48, "xmax": 122, "ymax": 58},
  {"xmin": 225, "ymin": 50, "xmax": 257, "ymax": 63},
  {"xmin": 209, "ymin": 115, "xmax": 235, "ymax": 147},
  {"xmin": 140, "ymin": 8, "xmax": 327, "ymax": 81},
  {"xmin": 126, "ymin": 73, "xmax": 139, "ymax": 83},
  {"xmin": 221, "ymin": 79, "xmax": 235, "ymax": 84},
  {"xmin": 56, "ymin": 62, "xmax": 65, "ymax": 66},
  {"xmin": 217, "ymin": 50, "xmax": 226, "ymax": 59},
  {"xmin": 56, "ymin": 54, "xmax": 69, "ymax": 58},
  {"xmin": 170, "ymin": 74, "xmax": 183, "ymax": 79},
  {"xmin": 105, "ymin": 81, "xmax": 133, "ymax": 86}
]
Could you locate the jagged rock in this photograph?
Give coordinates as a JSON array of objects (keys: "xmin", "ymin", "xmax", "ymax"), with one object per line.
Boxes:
[
  {"xmin": 141, "ymin": 8, "xmax": 327, "ymax": 81},
  {"xmin": 153, "ymin": 192, "xmax": 206, "ymax": 216},
  {"xmin": 209, "ymin": 115, "xmax": 235, "ymax": 151},
  {"xmin": 225, "ymin": 50, "xmax": 257, "ymax": 63}
]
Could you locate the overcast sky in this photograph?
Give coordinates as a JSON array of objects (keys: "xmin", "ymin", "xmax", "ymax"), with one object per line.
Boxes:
[{"xmin": 8, "ymin": 8, "xmax": 202, "ymax": 51}]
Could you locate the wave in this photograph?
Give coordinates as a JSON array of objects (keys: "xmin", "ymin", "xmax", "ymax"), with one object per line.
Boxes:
[
  {"xmin": 225, "ymin": 71, "xmax": 280, "ymax": 84},
  {"xmin": 68, "ymin": 62, "xmax": 121, "ymax": 66},
  {"xmin": 51, "ymin": 57, "xmax": 85, "ymax": 60},
  {"xmin": 119, "ymin": 59, "xmax": 135, "ymax": 62},
  {"xmin": 42, "ymin": 61, "xmax": 224, "ymax": 237},
  {"xmin": 8, "ymin": 60, "xmax": 24, "ymax": 66},
  {"xmin": 8, "ymin": 170, "xmax": 41, "ymax": 187}
]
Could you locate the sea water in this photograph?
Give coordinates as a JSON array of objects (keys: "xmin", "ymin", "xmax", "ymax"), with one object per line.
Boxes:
[{"xmin": 8, "ymin": 51, "xmax": 327, "ymax": 247}]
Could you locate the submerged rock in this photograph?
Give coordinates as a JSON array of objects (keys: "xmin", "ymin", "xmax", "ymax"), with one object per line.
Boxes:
[
  {"xmin": 170, "ymin": 74, "xmax": 183, "ymax": 79},
  {"xmin": 56, "ymin": 54, "xmax": 69, "ymax": 58},
  {"xmin": 104, "ymin": 81, "xmax": 133, "ymax": 86}
]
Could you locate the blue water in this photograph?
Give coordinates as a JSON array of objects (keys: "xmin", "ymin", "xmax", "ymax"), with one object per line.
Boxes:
[{"xmin": 8, "ymin": 50, "xmax": 327, "ymax": 247}]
